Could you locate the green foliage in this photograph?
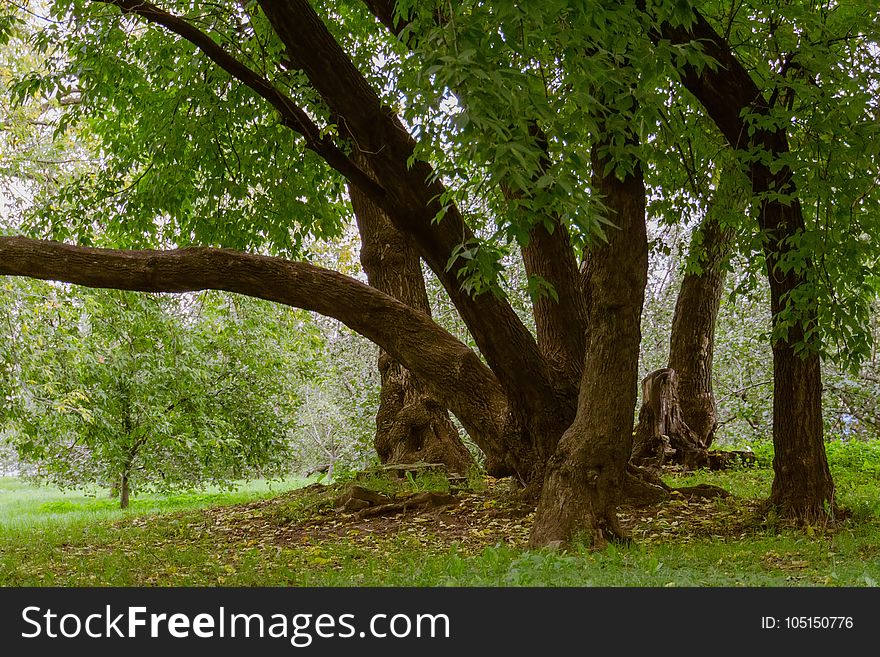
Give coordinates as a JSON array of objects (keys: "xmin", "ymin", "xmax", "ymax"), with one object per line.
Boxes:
[
  {"xmin": 5, "ymin": 0, "xmax": 345, "ymax": 253},
  {"xmin": 0, "ymin": 282, "xmax": 303, "ymax": 502},
  {"xmin": 289, "ymin": 315, "xmax": 379, "ymax": 476},
  {"xmin": 825, "ymin": 440, "xmax": 880, "ymax": 477},
  {"xmin": 2, "ymin": 0, "xmax": 877, "ymax": 367}
]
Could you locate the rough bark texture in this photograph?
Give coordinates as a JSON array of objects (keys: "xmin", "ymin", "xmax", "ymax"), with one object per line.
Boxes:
[
  {"xmin": 104, "ymin": 0, "xmax": 561, "ymax": 450},
  {"xmin": 507, "ymin": 125, "xmax": 587, "ymax": 397},
  {"xmin": 521, "ymin": 219, "xmax": 586, "ymax": 392},
  {"xmin": 349, "ymin": 159, "xmax": 474, "ymax": 474},
  {"xmin": 257, "ymin": 0, "xmax": 583, "ymax": 483},
  {"xmin": 762, "ymin": 220, "xmax": 835, "ymax": 524},
  {"xmin": 655, "ymin": 7, "xmax": 835, "ymax": 520},
  {"xmin": 667, "ymin": 193, "xmax": 735, "ymax": 448},
  {"xmin": 632, "ymin": 368, "xmax": 709, "ymax": 470},
  {"xmin": 529, "ymin": 146, "xmax": 648, "ymax": 548},
  {"xmin": 92, "ymin": 0, "xmax": 579, "ymax": 488}
]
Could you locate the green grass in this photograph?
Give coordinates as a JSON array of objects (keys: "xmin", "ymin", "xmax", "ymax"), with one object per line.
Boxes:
[
  {"xmin": 0, "ymin": 475, "xmax": 310, "ymax": 531},
  {"xmin": 0, "ymin": 442, "xmax": 878, "ymax": 587}
]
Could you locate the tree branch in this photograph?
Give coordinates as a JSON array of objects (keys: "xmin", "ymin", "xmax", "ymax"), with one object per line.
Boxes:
[
  {"xmin": 257, "ymin": 0, "xmax": 554, "ymax": 406},
  {"xmin": 0, "ymin": 235, "xmax": 510, "ymax": 458},
  {"xmin": 360, "ymin": 2, "xmax": 585, "ymax": 393},
  {"xmin": 92, "ymin": 0, "xmax": 384, "ymax": 201}
]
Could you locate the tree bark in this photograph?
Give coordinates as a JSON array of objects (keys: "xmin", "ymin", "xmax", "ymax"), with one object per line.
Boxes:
[
  {"xmin": 512, "ymin": 125, "xmax": 587, "ymax": 400},
  {"xmin": 349, "ymin": 160, "xmax": 474, "ymax": 474},
  {"xmin": 257, "ymin": 0, "xmax": 561, "ymax": 418},
  {"xmin": 654, "ymin": 7, "xmax": 835, "ymax": 521},
  {"xmin": 667, "ymin": 176, "xmax": 737, "ymax": 448},
  {"xmin": 101, "ymin": 0, "xmax": 559, "ymax": 424},
  {"xmin": 521, "ymin": 219, "xmax": 586, "ymax": 393},
  {"xmin": 529, "ymin": 145, "xmax": 648, "ymax": 548},
  {"xmin": 361, "ymin": 5, "xmax": 588, "ymax": 397},
  {"xmin": 92, "ymin": 0, "xmax": 579, "ymax": 488}
]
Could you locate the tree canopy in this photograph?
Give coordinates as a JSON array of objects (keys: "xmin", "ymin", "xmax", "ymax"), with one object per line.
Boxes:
[{"xmin": 1, "ymin": 0, "xmax": 878, "ymax": 546}]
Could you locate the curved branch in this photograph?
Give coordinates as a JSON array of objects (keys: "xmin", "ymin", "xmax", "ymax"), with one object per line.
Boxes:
[
  {"xmin": 92, "ymin": 0, "xmax": 384, "ymax": 200},
  {"xmin": 0, "ymin": 235, "xmax": 509, "ymax": 459},
  {"xmin": 358, "ymin": 2, "xmax": 585, "ymax": 392}
]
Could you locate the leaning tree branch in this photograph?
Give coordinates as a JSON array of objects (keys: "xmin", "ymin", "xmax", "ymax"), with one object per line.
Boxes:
[
  {"xmin": 92, "ymin": 0, "xmax": 384, "ymax": 201},
  {"xmin": 363, "ymin": 0, "xmax": 586, "ymax": 387},
  {"xmin": 0, "ymin": 235, "xmax": 510, "ymax": 460},
  {"xmin": 643, "ymin": 3, "xmax": 815, "ymax": 322},
  {"xmin": 257, "ymin": 0, "xmax": 555, "ymax": 406},
  {"xmin": 88, "ymin": 0, "xmax": 553, "ymax": 407}
]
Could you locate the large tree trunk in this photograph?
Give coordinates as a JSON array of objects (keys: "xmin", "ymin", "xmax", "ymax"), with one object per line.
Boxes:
[
  {"xmin": 529, "ymin": 145, "xmax": 648, "ymax": 548},
  {"xmin": 655, "ymin": 8, "xmax": 835, "ymax": 521},
  {"xmin": 764, "ymin": 200, "xmax": 834, "ymax": 521},
  {"xmin": 259, "ymin": 0, "xmax": 577, "ymax": 484},
  {"xmin": 512, "ymin": 124, "xmax": 587, "ymax": 406},
  {"xmin": 349, "ymin": 162, "xmax": 474, "ymax": 475},
  {"xmin": 258, "ymin": 0, "xmax": 557, "ymax": 412},
  {"xmin": 667, "ymin": 175, "xmax": 737, "ymax": 448},
  {"xmin": 103, "ymin": 0, "xmax": 562, "ymax": 480}
]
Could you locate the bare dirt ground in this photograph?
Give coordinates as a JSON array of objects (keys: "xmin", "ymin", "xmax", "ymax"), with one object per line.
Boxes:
[{"xmin": 189, "ymin": 477, "xmax": 769, "ymax": 553}]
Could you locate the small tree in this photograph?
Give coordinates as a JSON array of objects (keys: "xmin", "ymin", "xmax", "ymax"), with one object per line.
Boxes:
[{"xmin": 3, "ymin": 284, "xmax": 300, "ymax": 507}]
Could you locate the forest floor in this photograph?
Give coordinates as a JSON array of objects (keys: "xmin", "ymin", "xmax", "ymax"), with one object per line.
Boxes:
[
  {"xmin": 1, "ymin": 444, "xmax": 879, "ymax": 586},
  {"xmin": 183, "ymin": 474, "xmax": 764, "ymax": 555}
]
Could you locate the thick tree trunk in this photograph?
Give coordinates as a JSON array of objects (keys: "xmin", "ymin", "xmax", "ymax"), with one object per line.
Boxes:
[
  {"xmin": 349, "ymin": 163, "xmax": 474, "ymax": 475},
  {"xmin": 508, "ymin": 125, "xmax": 587, "ymax": 399},
  {"xmin": 259, "ymin": 0, "xmax": 558, "ymax": 413},
  {"xmin": 764, "ymin": 200, "xmax": 834, "ymax": 521},
  {"xmin": 529, "ymin": 146, "xmax": 648, "ymax": 548},
  {"xmin": 667, "ymin": 179, "xmax": 736, "ymax": 448},
  {"xmin": 521, "ymin": 220, "xmax": 586, "ymax": 393},
  {"xmin": 655, "ymin": 8, "xmax": 835, "ymax": 521},
  {"xmin": 98, "ymin": 0, "xmax": 575, "ymax": 488},
  {"xmin": 105, "ymin": 0, "xmax": 560, "ymax": 448}
]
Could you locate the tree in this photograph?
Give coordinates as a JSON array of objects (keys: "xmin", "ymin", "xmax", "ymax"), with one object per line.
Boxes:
[
  {"xmin": 349, "ymin": 160, "xmax": 474, "ymax": 474},
  {"xmin": 1, "ymin": 0, "xmax": 878, "ymax": 544},
  {"xmin": 1, "ymin": 285, "xmax": 298, "ymax": 507}
]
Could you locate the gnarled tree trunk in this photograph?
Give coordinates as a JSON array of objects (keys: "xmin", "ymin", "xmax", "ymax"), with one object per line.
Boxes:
[
  {"xmin": 349, "ymin": 162, "xmax": 474, "ymax": 475},
  {"xmin": 529, "ymin": 144, "xmax": 648, "ymax": 548}
]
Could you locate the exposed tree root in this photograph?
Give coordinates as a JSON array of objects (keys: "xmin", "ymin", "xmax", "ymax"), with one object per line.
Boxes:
[
  {"xmin": 670, "ymin": 483, "xmax": 732, "ymax": 499},
  {"xmin": 333, "ymin": 484, "xmax": 457, "ymax": 518}
]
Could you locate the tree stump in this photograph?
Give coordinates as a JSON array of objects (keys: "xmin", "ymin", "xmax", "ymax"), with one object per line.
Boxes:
[{"xmin": 631, "ymin": 368, "xmax": 709, "ymax": 470}]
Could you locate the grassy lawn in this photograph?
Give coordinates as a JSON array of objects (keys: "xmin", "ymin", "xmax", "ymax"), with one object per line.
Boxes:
[
  {"xmin": 0, "ymin": 443, "xmax": 878, "ymax": 587},
  {"xmin": 0, "ymin": 475, "xmax": 311, "ymax": 531}
]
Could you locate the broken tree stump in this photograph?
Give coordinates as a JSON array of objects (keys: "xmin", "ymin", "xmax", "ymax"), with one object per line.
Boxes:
[{"xmin": 632, "ymin": 368, "xmax": 709, "ymax": 470}]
